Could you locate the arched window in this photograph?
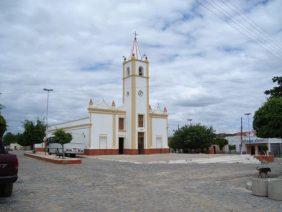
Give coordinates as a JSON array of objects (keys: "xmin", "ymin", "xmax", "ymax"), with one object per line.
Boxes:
[
  {"xmin": 138, "ymin": 66, "xmax": 143, "ymax": 76},
  {"xmin": 127, "ymin": 67, "xmax": 130, "ymax": 76}
]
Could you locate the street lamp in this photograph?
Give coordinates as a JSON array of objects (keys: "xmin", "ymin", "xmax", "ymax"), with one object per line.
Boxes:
[
  {"xmin": 43, "ymin": 88, "xmax": 54, "ymax": 127},
  {"xmin": 244, "ymin": 113, "xmax": 251, "ymax": 143},
  {"xmin": 43, "ymin": 88, "xmax": 53, "ymax": 153}
]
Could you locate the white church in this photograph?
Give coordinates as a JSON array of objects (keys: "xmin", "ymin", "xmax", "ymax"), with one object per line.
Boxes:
[{"xmin": 38, "ymin": 37, "xmax": 169, "ymax": 155}]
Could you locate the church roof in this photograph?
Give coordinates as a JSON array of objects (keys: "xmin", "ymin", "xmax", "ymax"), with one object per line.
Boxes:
[{"xmin": 88, "ymin": 98, "xmax": 125, "ymax": 111}]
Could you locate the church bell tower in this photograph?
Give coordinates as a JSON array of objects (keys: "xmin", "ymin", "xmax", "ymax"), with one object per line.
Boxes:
[{"xmin": 122, "ymin": 34, "xmax": 150, "ymax": 152}]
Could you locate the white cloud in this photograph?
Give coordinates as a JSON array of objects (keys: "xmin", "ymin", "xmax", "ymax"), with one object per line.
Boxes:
[{"xmin": 0, "ymin": 0, "xmax": 281, "ymax": 134}]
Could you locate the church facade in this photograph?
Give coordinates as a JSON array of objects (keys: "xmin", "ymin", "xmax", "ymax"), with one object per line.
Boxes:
[{"xmin": 40, "ymin": 37, "xmax": 169, "ymax": 155}]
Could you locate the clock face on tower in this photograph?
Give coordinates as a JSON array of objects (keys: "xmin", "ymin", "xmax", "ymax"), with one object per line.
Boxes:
[{"xmin": 138, "ymin": 90, "xmax": 143, "ymax": 97}]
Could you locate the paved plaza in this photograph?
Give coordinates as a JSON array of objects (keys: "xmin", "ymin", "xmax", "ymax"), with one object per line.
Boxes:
[
  {"xmin": 90, "ymin": 153, "xmax": 260, "ymax": 164},
  {"xmin": 1, "ymin": 151, "xmax": 282, "ymax": 211}
]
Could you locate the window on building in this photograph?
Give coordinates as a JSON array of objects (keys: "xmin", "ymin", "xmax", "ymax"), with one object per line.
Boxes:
[
  {"xmin": 138, "ymin": 114, "xmax": 144, "ymax": 127},
  {"xmin": 127, "ymin": 67, "xmax": 130, "ymax": 76},
  {"xmin": 138, "ymin": 66, "xmax": 143, "ymax": 76},
  {"xmin": 119, "ymin": 118, "xmax": 124, "ymax": 130},
  {"xmin": 99, "ymin": 135, "xmax": 107, "ymax": 149}
]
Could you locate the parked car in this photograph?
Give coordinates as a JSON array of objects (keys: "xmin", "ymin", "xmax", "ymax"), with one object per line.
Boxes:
[
  {"xmin": 0, "ymin": 145, "xmax": 18, "ymax": 197},
  {"xmin": 47, "ymin": 137, "xmax": 84, "ymax": 157}
]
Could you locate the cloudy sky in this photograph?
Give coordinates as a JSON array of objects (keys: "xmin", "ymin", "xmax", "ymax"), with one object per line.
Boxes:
[{"xmin": 0, "ymin": 0, "xmax": 281, "ymax": 135}]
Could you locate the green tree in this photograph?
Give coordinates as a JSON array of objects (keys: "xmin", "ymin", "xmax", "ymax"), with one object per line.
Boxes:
[
  {"xmin": 228, "ymin": 145, "xmax": 236, "ymax": 152},
  {"xmin": 3, "ymin": 132, "xmax": 16, "ymax": 146},
  {"xmin": 169, "ymin": 124, "xmax": 215, "ymax": 152},
  {"xmin": 264, "ymin": 76, "xmax": 282, "ymax": 98},
  {"xmin": 213, "ymin": 137, "xmax": 228, "ymax": 151},
  {"xmin": 0, "ymin": 114, "xmax": 7, "ymax": 152},
  {"xmin": 260, "ymin": 144, "xmax": 268, "ymax": 155},
  {"xmin": 253, "ymin": 97, "xmax": 282, "ymax": 139},
  {"xmin": 19, "ymin": 120, "xmax": 46, "ymax": 148},
  {"xmin": 53, "ymin": 129, "xmax": 72, "ymax": 158},
  {"xmin": 16, "ymin": 133, "xmax": 25, "ymax": 146}
]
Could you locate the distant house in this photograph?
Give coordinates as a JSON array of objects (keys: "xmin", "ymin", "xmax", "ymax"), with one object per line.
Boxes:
[
  {"xmin": 225, "ymin": 131, "xmax": 282, "ymax": 156},
  {"xmin": 9, "ymin": 143, "xmax": 23, "ymax": 150}
]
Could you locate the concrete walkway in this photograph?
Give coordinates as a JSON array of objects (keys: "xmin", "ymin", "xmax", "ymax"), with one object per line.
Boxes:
[{"xmin": 86, "ymin": 153, "xmax": 260, "ymax": 164}]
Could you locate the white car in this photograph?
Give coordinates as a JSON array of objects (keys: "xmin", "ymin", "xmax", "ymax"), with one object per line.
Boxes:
[{"xmin": 47, "ymin": 138, "xmax": 84, "ymax": 157}]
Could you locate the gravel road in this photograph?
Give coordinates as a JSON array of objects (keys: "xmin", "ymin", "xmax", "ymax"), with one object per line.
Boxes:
[{"xmin": 1, "ymin": 151, "xmax": 281, "ymax": 212}]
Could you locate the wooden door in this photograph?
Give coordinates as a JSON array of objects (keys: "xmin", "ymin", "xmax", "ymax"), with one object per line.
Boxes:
[{"xmin": 138, "ymin": 132, "xmax": 144, "ymax": 154}]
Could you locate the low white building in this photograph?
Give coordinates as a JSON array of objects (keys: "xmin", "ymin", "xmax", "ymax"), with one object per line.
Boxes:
[
  {"xmin": 225, "ymin": 132, "xmax": 282, "ymax": 156},
  {"xmin": 225, "ymin": 134, "xmax": 247, "ymax": 153},
  {"xmin": 36, "ymin": 37, "xmax": 169, "ymax": 155}
]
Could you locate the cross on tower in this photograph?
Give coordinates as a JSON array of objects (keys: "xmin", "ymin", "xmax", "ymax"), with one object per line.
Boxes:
[{"xmin": 133, "ymin": 31, "xmax": 138, "ymax": 40}]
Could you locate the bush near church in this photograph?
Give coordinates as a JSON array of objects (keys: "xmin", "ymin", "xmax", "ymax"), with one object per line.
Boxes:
[{"xmin": 169, "ymin": 124, "xmax": 216, "ymax": 153}]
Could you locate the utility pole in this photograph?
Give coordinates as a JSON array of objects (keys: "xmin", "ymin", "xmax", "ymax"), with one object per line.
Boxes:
[
  {"xmin": 43, "ymin": 88, "xmax": 54, "ymax": 154},
  {"xmin": 240, "ymin": 117, "xmax": 243, "ymax": 154}
]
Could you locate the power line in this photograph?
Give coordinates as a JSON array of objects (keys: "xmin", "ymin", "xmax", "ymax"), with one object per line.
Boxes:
[
  {"xmin": 195, "ymin": 0, "xmax": 281, "ymax": 59},
  {"xmin": 207, "ymin": 0, "xmax": 281, "ymax": 58},
  {"xmin": 210, "ymin": 0, "xmax": 282, "ymax": 58},
  {"xmin": 219, "ymin": 0, "xmax": 282, "ymax": 51},
  {"xmin": 211, "ymin": 0, "xmax": 282, "ymax": 53}
]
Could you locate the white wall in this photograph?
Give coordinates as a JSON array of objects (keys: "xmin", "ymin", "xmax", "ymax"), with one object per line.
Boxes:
[
  {"xmin": 226, "ymin": 136, "xmax": 246, "ymax": 153},
  {"xmin": 64, "ymin": 128, "xmax": 89, "ymax": 149},
  {"xmin": 124, "ymin": 77, "xmax": 132, "ymax": 149},
  {"xmin": 91, "ymin": 113, "xmax": 113, "ymax": 149},
  {"xmin": 136, "ymin": 77, "xmax": 147, "ymax": 114},
  {"xmin": 48, "ymin": 117, "xmax": 90, "ymax": 131},
  {"xmin": 46, "ymin": 127, "xmax": 89, "ymax": 149},
  {"xmin": 42, "ymin": 117, "xmax": 90, "ymax": 149},
  {"xmin": 151, "ymin": 117, "xmax": 168, "ymax": 148},
  {"xmin": 136, "ymin": 76, "xmax": 147, "ymax": 147}
]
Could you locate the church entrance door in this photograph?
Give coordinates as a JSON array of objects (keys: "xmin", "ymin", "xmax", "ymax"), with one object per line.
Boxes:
[
  {"xmin": 138, "ymin": 132, "xmax": 144, "ymax": 154},
  {"xmin": 119, "ymin": 137, "xmax": 124, "ymax": 154}
]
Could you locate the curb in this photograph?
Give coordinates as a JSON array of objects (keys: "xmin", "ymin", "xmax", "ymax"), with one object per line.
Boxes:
[{"xmin": 24, "ymin": 153, "xmax": 82, "ymax": 165}]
